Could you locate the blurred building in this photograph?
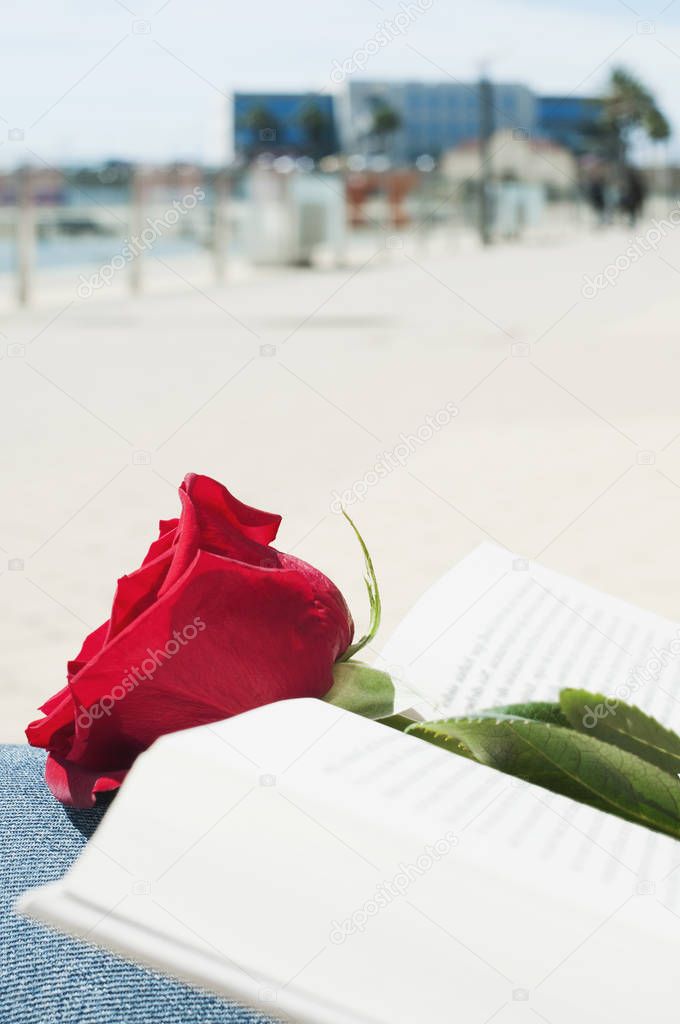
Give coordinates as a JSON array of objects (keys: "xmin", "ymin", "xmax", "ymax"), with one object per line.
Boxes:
[
  {"xmin": 233, "ymin": 93, "xmax": 339, "ymax": 160},
  {"xmin": 232, "ymin": 85, "xmax": 604, "ymax": 167},
  {"xmin": 0, "ymin": 168, "xmax": 66, "ymax": 205},
  {"xmin": 537, "ymin": 96, "xmax": 604, "ymax": 155},
  {"xmin": 337, "ymin": 80, "xmax": 538, "ymax": 162},
  {"xmin": 441, "ymin": 129, "xmax": 578, "ymax": 195}
]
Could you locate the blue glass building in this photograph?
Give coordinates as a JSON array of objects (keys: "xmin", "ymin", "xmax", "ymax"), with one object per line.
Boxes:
[
  {"xmin": 339, "ymin": 80, "xmax": 538, "ymax": 162},
  {"xmin": 536, "ymin": 96, "xmax": 604, "ymax": 154},
  {"xmin": 232, "ymin": 86, "xmax": 604, "ymax": 166},
  {"xmin": 233, "ymin": 93, "xmax": 339, "ymax": 159}
]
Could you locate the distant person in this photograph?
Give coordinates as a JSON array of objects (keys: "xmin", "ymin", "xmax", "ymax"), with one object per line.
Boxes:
[
  {"xmin": 587, "ymin": 178, "xmax": 607, "ymax": 225},
  {"xmin": 604, "ymin": 179, "xmax": 619, "ymax": 224},
  {"xmin": 620, "ymin": 167, "xmax": 646, "ymax": 227}
]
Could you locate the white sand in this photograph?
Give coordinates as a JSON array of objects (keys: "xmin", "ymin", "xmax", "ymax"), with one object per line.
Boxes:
[{"xmin": 3, "ymin": 217, "xmax": 680, "ymax": 742}]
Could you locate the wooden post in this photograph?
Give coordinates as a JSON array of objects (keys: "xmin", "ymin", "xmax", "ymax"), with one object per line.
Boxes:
[
  {"xmin": 478, "ymin": 77, "xmax": 494, "ymax": 246},
  {"xmin": 213, "ymin": 170, "xmax": 229, "ymax": 284},
  {"xmin": 129, "ymin": 167, "xmax": 144, "ymax": 295},
  {"xmin": 16, "ymin": 167, "xmax": 35, "ymax": 306}
]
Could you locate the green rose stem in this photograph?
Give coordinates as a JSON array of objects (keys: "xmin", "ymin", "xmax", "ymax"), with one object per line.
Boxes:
[
  {"xmin": 323, "ymin": 510, "xmax": 395, "ymax": 720},
  {"xmin": 337, "ymin": 509, "xmax": 381, "ymax": 662}
]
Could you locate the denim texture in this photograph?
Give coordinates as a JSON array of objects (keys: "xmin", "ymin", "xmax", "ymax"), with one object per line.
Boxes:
[{"xmin": 0, "ymin": 744, "xmax": 276, "ymax": 1024}]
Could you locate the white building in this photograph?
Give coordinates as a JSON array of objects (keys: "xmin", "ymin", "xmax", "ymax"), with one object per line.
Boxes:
[{"xmin": 441, "ymin": 129, "xmax": 578, "ymax": 195}]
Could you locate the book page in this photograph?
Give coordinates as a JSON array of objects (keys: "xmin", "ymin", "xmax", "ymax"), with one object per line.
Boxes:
[{"xmin": 378, "ymin": 541, "xmax": 680, "ymax": 728}]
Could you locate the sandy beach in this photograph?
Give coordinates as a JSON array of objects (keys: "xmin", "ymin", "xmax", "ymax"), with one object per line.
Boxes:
[{"xmin": 4, "ymin": 218, "xmax": 680, "ymax": 742}]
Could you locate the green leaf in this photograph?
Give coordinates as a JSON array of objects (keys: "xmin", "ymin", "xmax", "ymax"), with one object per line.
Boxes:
[
  {"xmin": 407, "ymin": 714, "xmax": 680, "ymax": 840},
  {"xmin": 338, "ymin": 509, "xmax": 381, "ymax": 661},
  {"xmin": 484, "ymin": 701, "xmax": 572, "ymax": 728},
  {"xmin": 560, "ymin": 688, "xmax": 680, "ymax": 777},
  {"xmin": 324, "ymin": 661, "xmax": 394, "ymax": 720}
]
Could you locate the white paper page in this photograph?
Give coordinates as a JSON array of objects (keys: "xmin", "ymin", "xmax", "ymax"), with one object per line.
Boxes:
[
  {"xmin": 378, "ymin": 542, "xmax": 680, "ymax": 725},
  {"xmin": 19, "ymin": 699, "xmax": 680, "ymax": 1024}
]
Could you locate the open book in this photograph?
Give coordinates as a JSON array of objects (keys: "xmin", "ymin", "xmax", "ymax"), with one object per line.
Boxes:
[{"xmin": 19, "ymin": 543, "xmax": 680, "ymax": 1022}]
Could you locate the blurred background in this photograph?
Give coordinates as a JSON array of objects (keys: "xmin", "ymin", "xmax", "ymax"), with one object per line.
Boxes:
[{"xmin": 3, "ymin": 0, "xmax": 680, "ymax": 739}]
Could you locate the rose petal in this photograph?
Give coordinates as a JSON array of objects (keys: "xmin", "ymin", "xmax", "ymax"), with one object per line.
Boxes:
[
  {"xmin": 66, "ymin": 620, "xmax": 110, "ymax": 684},
  {"xmin": 183, "ymin": 473, "xmax": 282, "ymax": 545},
  {"xmin": 45, "ymin": 752, "xmax": 127, "ymax": 808},
  {"xmin": 277, "ymin": 549, "xmax": 354, "ymax": 643},
  {"xmin": 141, "ymin": 518, "xmax": 179, "ymax": 566},
  {"xmin": 105, "ymin": 549, "xmax": 173, "ymax": 643},
  {"xmin": 26, "ymin": 693, "xmax": 74, "ymax": 750},
  {"xmin": 160, "ymin": 476, "xmax": 281, "ymax": 595}
]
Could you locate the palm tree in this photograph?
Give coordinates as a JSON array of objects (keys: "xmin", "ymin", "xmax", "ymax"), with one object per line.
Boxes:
[
  {"xmin": 239, "ymin": 104, "xmax": 280, "ymax": 157},
  {"xmin": 368, "ymin": 102, "xmax": 402, "ymax": 155},
  {"xmin": 299, "ymin": 102, "xmax": 331, "ymax": 159},
  {"xmin": 601, "ymin": 67, "xmax": 670, "ymax": 163}
]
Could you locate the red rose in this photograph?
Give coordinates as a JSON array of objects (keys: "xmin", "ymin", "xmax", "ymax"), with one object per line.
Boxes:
[{"xmin": 27, "ymin": 473, "xmax": 354, "ymax": 808}]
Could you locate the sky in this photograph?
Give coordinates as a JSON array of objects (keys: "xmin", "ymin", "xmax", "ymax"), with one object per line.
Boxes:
[{"xmin": 2, "ymin": 0, "xmax": 680, "ymax": 166}]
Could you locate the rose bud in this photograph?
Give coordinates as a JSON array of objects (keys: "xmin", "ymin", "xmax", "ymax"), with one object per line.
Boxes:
[{"xmin": 26, "ymin": 473, "xmax": 354, "ymax": 808}]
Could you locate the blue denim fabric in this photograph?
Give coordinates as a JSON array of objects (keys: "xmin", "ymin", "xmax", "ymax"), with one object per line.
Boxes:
[{"xmin": 0, "ymin": 744, "xmax": 276, "ymax": 1024}]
